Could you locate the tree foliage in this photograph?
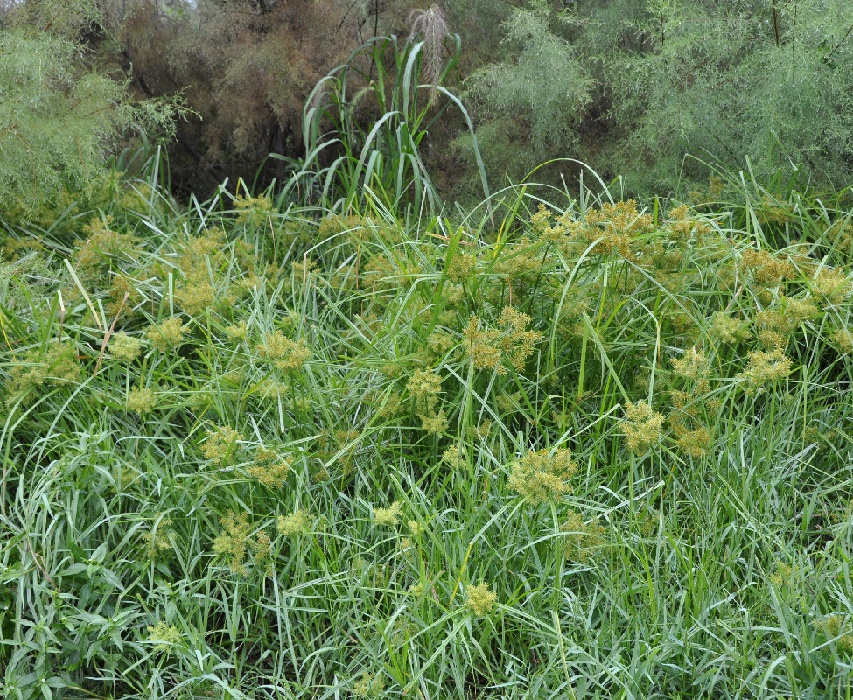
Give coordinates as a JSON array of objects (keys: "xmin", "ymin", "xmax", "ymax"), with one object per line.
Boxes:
[
  {"xmin": 463, "ymin": 0, "xmax": 853, "ymax": 193},
  {"xmin": 0, "ymin": 0, "xmax": 185, "ymax": 217},
  {"xmin": 116, "ymin": 0, "xmax": 422, "ymax": 192}
]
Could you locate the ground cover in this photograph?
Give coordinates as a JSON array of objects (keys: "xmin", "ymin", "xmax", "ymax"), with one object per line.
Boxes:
[{"xmin": 1, "ymin": 170, "xmax": 852, "ymax": 699}]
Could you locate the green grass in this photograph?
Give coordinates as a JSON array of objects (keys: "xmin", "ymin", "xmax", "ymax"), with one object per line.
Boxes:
[{"xmin": 1, "ymin": 168, "xmax": 853, "ymax": 700}]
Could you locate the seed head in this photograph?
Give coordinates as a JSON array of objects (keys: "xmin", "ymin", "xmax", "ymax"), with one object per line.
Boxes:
[
  {"xmin": 110, "ymin": 332, "xmax": 143, "ymax": 362},
  {"xmin": 277, "ymin": 509, "xmax": 313, "ymax": 536},
  {"xmin": 464, "ymin": 582, "xmax": 496, "ymax": 616},
  {"xmin": 212, "ymin": 510, "xmax": 251, "ymax": 574},
  {"xmin": 622, "ymin": 402, "xmax": 664, "ymax": 453},
  {"xmin": 202, "ymin": 425, "xmax": 243, "ymax": 462},
  {"xmin": 508, "ymin": 448, "xmax": 576, "ymax": 504},
  {"xmin": 146, "ymin": 621, "xmax": 182, "ymax": 656},
  {"xmin": 127, "ymin": 386, "xmax": 156, "ymax": 415},
  {"xmin": 373, "ymin": 501, "xmax": 402, "ymax": 527},
  {"xmin": 256, "ymin": 331, "xmax": 311, "ymax": 371},
  {"xmin": 147, "ymin": 317, "xmax": 186, "ymax": 351}
]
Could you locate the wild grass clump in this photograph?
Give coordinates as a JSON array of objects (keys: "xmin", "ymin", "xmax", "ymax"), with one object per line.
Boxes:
[{"xmin": 1, "ymin": 167, "xmax": 853, "ymax": 699}]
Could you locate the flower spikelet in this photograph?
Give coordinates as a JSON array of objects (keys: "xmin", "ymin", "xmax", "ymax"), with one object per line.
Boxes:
[
  {"xmin": 406, "ymin": 369, "xmax": 442, "ymax": 412},
  {"xmin": 146, "ymin": 621, "xmax": 182, "ymax": 655},
  {"xmin": 562, "ymin": 511, "xmax": 606, "ymax": 562},
  {"xmin": 420, "ymin": 410, "xmax": 449, "ymax": 434},
  {"xmin": 277, "ymin": 509, "xmax": 312, "ymax": 536},
  {"xmin": 463, "ymin": 308, "xmax": 542, "ymax": 374},
  {"xmin": 816, "ymin": 615, "xmax": 853, "ymax": 654},
  {"xmin": 202, "ymin": 425, "xmax": 243, "ymax": 462},
  {"xmin": 352, "ymin": 672, "xmax": 386, "ymax": 698},
  {"xmin": 110, "ymin": 332, "xmax": 142, "ymax": 361},
  {"xmin": 498, "ymin": 306, "xmax": 542, "ymax": 372},
  {"xmin": 464, "ymin": 582, "xmax": 496, "ymax": 616},
  {"xmin": 142, "ymin": 518, "xmax": 173, "ymax": 554},
  {"xmin": 672, "ymin": 421, "xmax": 712, "ymax": 458},
  {"xmin": 212, "ymin": 510, "xmax": 251, "ymax": 574},
  {"xmin": 622, "ymin": 401, "xmax": 664, "ymax": 453},
  {"xmin": 127, "ymin": 386, "xmax": 156, "ymax": 414},
  {"xmin": 446, "ymin": 252, "xmax": 477, "ymax": 282},
  {"xmin": 147, "ymin": 317, "xmax": 186, "ymax": 351},
  {"xmin": 811, "ymin": 268, "xmax": 851, "ymax": 306},
  {"xmin": 508, "ymin": 448, "xmax": 576, "ymax": 504},
  {"xmin": 234, "ymin": 194, "xmax": 273, "ymax": 226},
  {"xmin": 247, "ymin": 449, "xmax": 291, "ymax": 488},
  {"xmin": 441, "ymin": 446, "xmax": 465, "ymax": 470},
  {"xmin": 6, "ymin": 343, "xmax": 80, "ymax": 406},
  {"xmin": 463, "ymin": 316, "xmax": 503, "ymax": 373},
  {"xmin": 670, "ymin": 347, "xmax": 708, "ymax": 381},
  {"xmin": 737, "ymin": 349, "xmax": 793, "ymax": 392},
  {"xmin": 373, "ymin": 501, "xmax": 402, "ymax": 527},
  {"xmin": 708, "ymin": 312, "xmax": 750, "ymax": 344},
  {"xmin": 175, "ymin": 280, "xmax": 216, "ymax": 316},
  {"xmin": 256, "ymin": 332, "xmax": 311, "ymax": 370},
  {"xmin": 741, "ymin": 248, "xmax": 794, "ymax": 286},
  {"xmin": 831, "ymin": 328, "xmax": 853, "ymax": 354}
]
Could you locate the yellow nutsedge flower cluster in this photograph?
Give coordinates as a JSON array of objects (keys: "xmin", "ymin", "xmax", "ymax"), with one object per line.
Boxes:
[
  {"xmin": 75, "ymin": 216, "xmax": 140, "ymax": 274},
  {"xmin": 127, "ymin": 386, "xmax": 156, "ymax": 415},
  {"xmin": 463, "ymin": 306, "xmax": 542, "ymax": 375},
  {"xmin": 107, "ymin": 274, "xmax": 141, "ymax": 317},
  {"xmin": 225, "ymin": 321, "xmax": 248, "ymax": 341},
  {"xmin": 811, "ymin": 267, "xmax": 851, "ymax": 306},
  {"xmin": 666, "ymin": 205, "xmax": 711, "ymax": 240},
  {"xmin": 246, "ymin": 448, "xmax": 291, "ymax": 488},
  {"xmin": 670, "ymin": 347, "xmax": 710, "ymax": 383},
  {"xmin": 420, "ymin": 410, "xmax": 449, "ymax": 435},
  {"xmin": 562, "ymin": 511, "xmax": 606, "ymax": 562},
  {"xmin": 142, "ymin": 518, "xmax": 173, "ymax": 555},
  {"xmin": 234, "ymin": 194, "xmax": 274, "ymax": 227},
  {"xmin": 508, "ymin": 448, "xmax": 576, "ymax": 504},
  {"xmin": 565, "ymin": 200, "xmax": 653, "ymax": 257},
  {"xmin": 622, "ymin": 401, "xmax": 664, "ymax": 453},
  {"xmin": 110, "ymin": 332, "xmax": 143, "ymax": 362},
  {"xmin": 737, "ymin": 349, "xmax": 793, "ymax": 392},
  {"xmin": 147, "ymin": 317, "xmax": 186, "ymax": 352},
  {"xmin": 373, "ymin": 501, "xmax": 402, "ymax": 527},
  {"xmin": 832, "ymin": 328, "xmax": 853, "ymax": 354},
  {"xmin": 441, "ymin": 446, "xmax": 465, "ymax": 471},
  {"xmin": 445, "ymin": 252, "xmax": 477, "ymax": 283},
  {"xmin": 816, "ymin": 615, "xmax": 853, "ymax": 654},
  {"xmin": 146, "ymin": 621, "xmax": 182, "ymax": 655},
  {"xmin": 741, "ymin": 248, "xmax": 795, "ymax": 286},
  {"xmin": 351, "ymin": 672, "xmax": 385, "ymax": 698},
  {"xmin": 212, "ymin": 510, "xmax": 251, "ymax": 574},
  {"xmin": 277, "ymin": 508, "xmax": 313, "ymax": 536},
  {"xmin": 769, "ymin": 560, "xmax": 797, "ymax": 588},
  {"xmin": 755, "ymin": 297, "xmax": 820, "ymax": 348},
  {"xmin": 406, "ymin": 369, "xmax": 443, "ymax": 413},
  {"xmin": 708, "ymin": 312, "xmax": 751, "ymax": 345},
  {"xmin": 6, "ymin": 343, "xmax": 80, "ymax": 407},
  {"xmin": 671, "ymin": 421, "xmax": 712, "ymax": 458},
  {"xmin": 256, "ymin": 331, "xmax": 311, "ymax": 371},
  {"xmin": 202, "ymin": 425, "xmax": 243, "ymax": 462},
  {"xmin": 464, "ymin": 582, "xmax": 497, "ymax": 616}
]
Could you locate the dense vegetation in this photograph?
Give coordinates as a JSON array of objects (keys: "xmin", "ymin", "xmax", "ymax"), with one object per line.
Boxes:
[
  {"xmin": 2, "ymin": 0, "xmax": 853, "ymax": 698},
  {"xmin": 3, "ymin": 0, "xmax": 853, "ymax": 202},
  {"xmin": 2, "ymin": 161, "xmax": 853, "ymax": 697}
]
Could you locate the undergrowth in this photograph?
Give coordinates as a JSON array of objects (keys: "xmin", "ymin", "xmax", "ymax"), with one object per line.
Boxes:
[{"xmin": 1, "ymin": 166, "xmax": 852, "ymax": 699}]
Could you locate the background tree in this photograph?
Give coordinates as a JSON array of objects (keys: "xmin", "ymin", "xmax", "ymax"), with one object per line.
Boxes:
[
  {"xmin": 461, "ymin": 0, "xmax": 853, "ymax": 195},
  {"xmin": 0, "ymin": 0, "xmax": 182, "ymax": 217},
  {"xmin": 114, "ymin": 0, "xmax": 422, "ymax": 194}
]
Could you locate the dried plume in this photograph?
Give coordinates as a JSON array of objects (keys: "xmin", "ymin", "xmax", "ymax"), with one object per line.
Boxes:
[{"xmin": 408, "ymin": 4, "xmax": 451, "ymax": 106}]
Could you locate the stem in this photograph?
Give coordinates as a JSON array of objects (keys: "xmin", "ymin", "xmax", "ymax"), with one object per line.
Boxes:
[{"xmin": 772, "ymin": 0, "xmax": 781, "ymax": 47}]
